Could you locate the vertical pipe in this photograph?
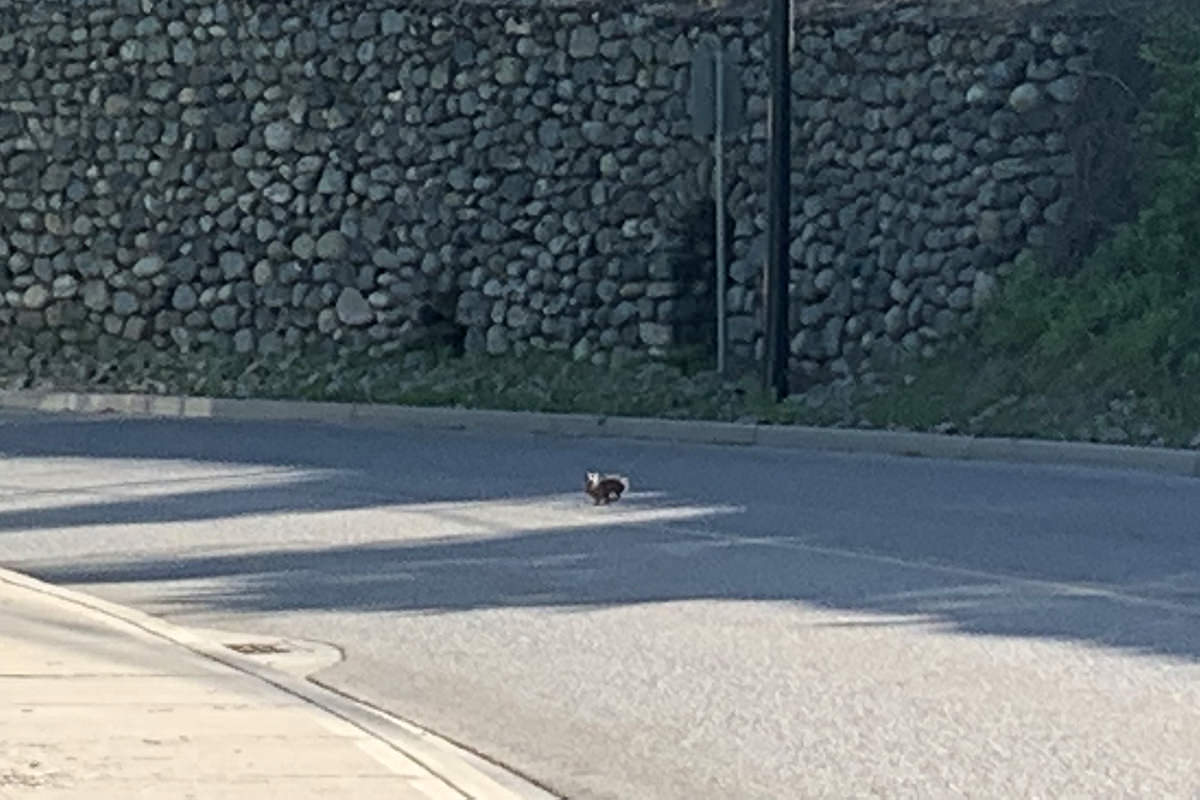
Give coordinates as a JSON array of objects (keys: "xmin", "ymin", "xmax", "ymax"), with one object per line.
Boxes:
[
  {"xmin": 765, "ymin": 0, "xmax": 791, "ymax": 399},
  {"xmin": 715, "ymin": 45, "xmax": 727, "ymax": 377}
]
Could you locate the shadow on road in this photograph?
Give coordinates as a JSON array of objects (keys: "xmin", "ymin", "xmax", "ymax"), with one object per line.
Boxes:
[{"xmin": 4, "ymin": 412, "xmax": 1200, "ymax": 663}]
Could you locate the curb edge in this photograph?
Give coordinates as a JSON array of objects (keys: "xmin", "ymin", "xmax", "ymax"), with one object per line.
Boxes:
[
  {"xmin": 2, "ymin": 388, "xmax": 1197, "ymax": 478},
  {"xmin": 0, "ymin": 565, "xmax": 560, "ymax": 800}
]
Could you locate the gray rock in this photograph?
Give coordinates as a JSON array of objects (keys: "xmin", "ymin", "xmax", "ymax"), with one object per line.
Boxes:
[
  {"xmin": 381, "ymin": 9, "xmax": 404, "ymax": 35},
  {"xmin": 1046, "ymin": 75, "xmax": 1082, "ymax": 104},
  {"xmin": 822, "ymin": 316, "xmax": 845, "ymax": 357},
  {"xmin": 173, "ymin": 38, "xmax": 195, "ymax": 65},
  {"xmin": 814, "ymin": 268, "xmax": 837, "ymax": 293},
  {"xmin": 581, "ymin": 121, "xmax": 608, "ymax": 145},
  {"xmin": 976, "ymin": 210, "xmax": 1002, "ymax": 243},
  {"xmin": 318, "ymin": 166, "xmax": 347, "ymax": 194},
  {"xmin": 122, "ymin": 316, "xmax": 147, "ymax": 341},
  {"xmin": 128, "ymin": 254, "xmax": 163, "ymax": 278},
  {"xmin": 455, "ymin": 290, "xmax": 489, "ymax": 326},
  {"xmin": 41, "ymin": 164, "xmax": 71, "ymax": 193},
  {"xmin": 638, "ymin": 321, "xmax": 671, "ymax": 347},
  {"xmin": 22, "ymin": 285, "xmax": 49, "ymax": 310},
  {"xmin": 1008, "ymin": 83, "xmax": 1041, "ymax": 113},
  {"xmin": 538, "ymin": 119, "xmax": 562, "ymax": 148},
  {"xmin": 112, "ymin": 291, "xmax": 139, "ymax": 316},
  {"xmin": 789, "ymin": 330, "xmax": 809, "ymax": 356},
  {"xmin": 727, "ymin": 315, "xmax": 756, "ymax": 343},
  {"xmin": 258, "ymin": 331, "xmax": 284, "ymax": 356},
  {"xmin": 933, "ymin": 309, "xmax": 957, "ymax": 335},
  {"xmin": 889, "ymin": 278, "xmax": 913, "ymax": 304},
  {"xmin": 596, "ymin": 279, "xmax": 619, "ymax": 303},
  {"xmin": 292, "ymin": 233, "xmax": 317, "ymax": 260},
  {"xmin": 219, "ymin": 252, "xmax": 247, "ymax": 279},
  {"xmin": 499, "ymin": 174, "xmax": 532, "ymax": 203},
  {"xmin": 569, "ymin": 27, "xmax": 599, "ymax": 59},
  {"xmin": 506, "ymin": 304, "xmax": 531, "ymax": 329},
  {"xmin": 317, "ymin": 308, "xmax": 338, "ymax": 333},
  {"xmin": 172, "ymin": 284, "xmax": 198, "ymax": 312},
  {"xmin": 317, "ymin": 231, "xmax": 347, "ymax": 260},
  {"xmin": 669, "ymin": 33, "xmax": 691, "ymax": 65},
  {"xmin": 233, "ymin": 328, "xmax": 255, "ymax": 354},
  {"xmin": 263, "ymin": 183, "xmax": 293, "ymax": 204},
  {"xmin": 486, "ymin": 324, "xmax": 510, "ymax": 354},
  {"xmin": 947, "ymin": 286, "xmax": 972, "ymax": 310},
  {"xmin": 611, "ymin": 300, "xmax": 637, "ymax": 327},
  {"xmin": 211, "ymin": 305, "xmax": 239, "ymax": 331},
  {"xmin": 82, "ymin": 281, "xmax": 110, "ymax": 311},
  {"xmin": 965, "ymin": 83, "xmax": 989, "ymax": 104},
  {"xmin": 51, "ymin": 275, "xmax": 78, "ymax": 299},
  {"xmin": 336, "ymin": 287, "xmax": 373, "ymax": 326},
  {"xmin": 352, "ymin": 11, "xmax": 377, "ymax": 39},
  {"xmin": 253, "ymin": 261, "xmax": 274, "ymax": 286},
  {"xmin": 972, "ymin": 271, "xmax": 997, "ymax": 308},
  {"xmin": 495, "ymin": 57, "xmax": 522, "ymax": 85},
  {"xmin": 884, "ymin": 305, "xmax": 906, "ymax": 338},
  {"xmin": 263, "ymin": 121, "xmax": 296, "ymax": 152},
  {"xmin": 1027, "ymin": 59, "xmax": 1063, "ymax": 81}
]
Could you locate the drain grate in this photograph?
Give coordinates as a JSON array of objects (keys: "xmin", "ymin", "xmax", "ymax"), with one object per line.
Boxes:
[{"xmin": 225, "ymin": 642, "xmax": 290, "ymax": 655}]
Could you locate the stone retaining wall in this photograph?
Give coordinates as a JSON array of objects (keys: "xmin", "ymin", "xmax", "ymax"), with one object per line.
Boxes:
[
  {"xmin": 0, "ymin": 0, "xmax": 1133, "ymax": 385},
  {"xmin": 772, "ymin": 9, "xmax": 1117, "ymax": 386}
]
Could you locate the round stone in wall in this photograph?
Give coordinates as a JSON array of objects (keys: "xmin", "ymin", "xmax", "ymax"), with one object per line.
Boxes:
[
  {"xmin": 82, "ymin": 281, "xmax": 110, "ymax": 311},
  {"xmin": 211, "ymin": 305, "xmax": 239, "ymax": 331},
  {"xmin": 132, "ymin": 255, "xmax": 164, "ymax": 277},
  {"xmin": 1008, "ymin": 83, "xmax": 1041, "ymax": 113},
  {"xmin": 172, "ymin": 284, "xmax": 198, "ymax": 312},
  {"xmin": 22, "ymin": 285, "xmax": 49, "ymax": 310},
  {"xmin": 486, "ymin": 324, "xmax": 509, "ymax": 354},
  {"xmin": 230, "ymin": 328, "xmax": 253, "ymax": 354},
  {"xmin": 291, "ymin": 233, "xmax": 317, "ymax": 260},
  {"xmin": 112, "ymin": 291, "xmax": 139, "ymax": 317},
  {"xmin": 316, "ymin": 231, "xmax": 347, "ymax": 260},
  {"xmin": 335, "ymin": 288, "xmax": 373, "ymax": 326},
  {"xmin": 317, "ymin": 308, "xmax": 338, "ymax": 334},
  {"xmin": 263, "ymin": 121, "xmax": 296, "ymax": 152}
]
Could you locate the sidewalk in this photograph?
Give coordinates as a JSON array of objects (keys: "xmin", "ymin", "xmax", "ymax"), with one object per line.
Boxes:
[{"xmin": 0, "ymin": 578, "xmax": 469, "ymax": 800}]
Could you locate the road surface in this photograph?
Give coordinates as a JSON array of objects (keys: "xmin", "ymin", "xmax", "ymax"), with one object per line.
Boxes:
[{"xmin": 2, "ymin": 409, "xmax": 1199, "ymax": 798}]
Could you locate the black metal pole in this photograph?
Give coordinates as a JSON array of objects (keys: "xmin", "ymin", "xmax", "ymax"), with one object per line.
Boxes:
[{"xmin": 764, "ymin": 0, "xmax": 790, "ymax": 399}]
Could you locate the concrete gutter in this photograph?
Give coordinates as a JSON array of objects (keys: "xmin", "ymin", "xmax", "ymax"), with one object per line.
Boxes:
[
  {"xmin": 2, "ymin": 388, "xmax": 1197, "ymax": 478},
  {"xmin": 0, "ymin": 564, "xmax": 560, "ymax": 800}
]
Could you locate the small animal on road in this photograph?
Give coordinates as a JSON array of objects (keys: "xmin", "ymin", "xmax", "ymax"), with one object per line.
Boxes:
[{"xmin": 585, "ymin": 472, "xmax": 629, "ymax": 505}]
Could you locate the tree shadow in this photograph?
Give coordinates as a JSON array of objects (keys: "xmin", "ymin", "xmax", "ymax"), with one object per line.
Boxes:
[{"xmin": 3, "ymin": 411, "xmax": 1200, "ymax": 663}]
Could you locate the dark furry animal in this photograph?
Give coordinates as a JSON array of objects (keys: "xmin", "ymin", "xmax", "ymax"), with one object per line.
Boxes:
[{"xmin": 584, "ymin": 471, "xmax": 629, "ymax": 505}]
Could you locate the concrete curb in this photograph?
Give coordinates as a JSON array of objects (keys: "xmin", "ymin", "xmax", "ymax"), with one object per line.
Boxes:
[
  {"xmin": 2, "ymin": 388, "xmax": 1197, "ymax": 478},
  {"xmin": 0, "ymin": 565, "xmax": 559, "ymax": 800}
]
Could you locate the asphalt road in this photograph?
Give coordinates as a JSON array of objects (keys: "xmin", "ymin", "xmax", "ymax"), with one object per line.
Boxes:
[{"xmin": 2, "ymin": 409, "xmax": 1200, "ymax": 799}]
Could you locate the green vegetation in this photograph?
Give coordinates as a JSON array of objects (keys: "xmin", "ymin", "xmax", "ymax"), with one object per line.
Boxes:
[
  {"xmin": 862, "ymin": 10, "xmax": 1200, "ymax": 447},
  {"xmin": 5, "ymin": 341, "xmax": 789, "ymax": 423}
]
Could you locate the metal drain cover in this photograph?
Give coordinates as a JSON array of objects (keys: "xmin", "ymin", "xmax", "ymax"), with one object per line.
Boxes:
[{"xmin": 225, "ymin": 642, "xmax": 290, "ymax": 655}]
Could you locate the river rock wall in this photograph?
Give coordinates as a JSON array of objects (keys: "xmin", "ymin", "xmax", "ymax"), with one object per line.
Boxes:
[{"xmin": 0, "ymin": 0, "xmax": 1127, "ymax": 387}]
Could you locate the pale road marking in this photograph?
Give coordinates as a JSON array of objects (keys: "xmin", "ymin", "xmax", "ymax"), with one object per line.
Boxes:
[
  {"xmin": 651, "ymin": 520, "xmax": 1200, "ymax": 620},
  {"xmin": 0, "ymin": 467, "xmax": 322, "ymax": 492}
]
